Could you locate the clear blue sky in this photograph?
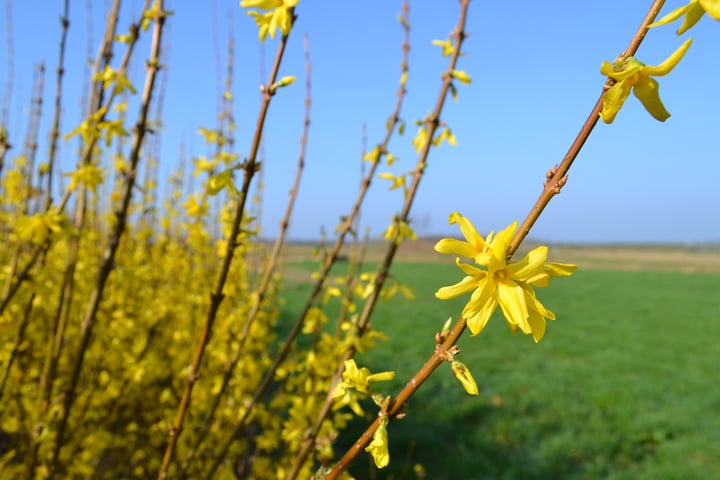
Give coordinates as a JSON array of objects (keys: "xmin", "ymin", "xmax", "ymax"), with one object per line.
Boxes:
[{"xmin": 2, "ymin": 1, "xmax": 719, "ymax": 243}]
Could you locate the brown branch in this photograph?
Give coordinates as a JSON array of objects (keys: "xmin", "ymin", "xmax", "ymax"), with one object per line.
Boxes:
[
  {"xmin": 43, "ymin": 0, "xmax": 70, "ymax": 211},
  {"xmin": 156, "ymin": 11, "xmax": 294, "ymax": 479},
  {"xmin": 327, "ymin": 1, "xmax": 667, "ymax": 477},
  {"xmin": 0, "ymin": 0, "xmax": 15, "ymax": 176},
  {"xmin": 203, "ymin": 4, "xmax": 414, "ymax": 476},
  {"xmin": 176, "ymin": 29, "xmax": 313, "ymax": 480},
  {"xmin": 0, "ymin": 61, "xmax": 44, "ymax": 313},
  {"xmin": 47, "ymin": 1, "xmax": 163, "ymax": 476},
  {"xmin": 323, "ymin": 1, "xmax": 471, "ymax": 477},
  {"xmin": 0, "ymin": 0, "xmax": 143, "ymax": 315},
  {"xmin": 507, "ymin": 0, "xmax": 666, "ymax": 257}
]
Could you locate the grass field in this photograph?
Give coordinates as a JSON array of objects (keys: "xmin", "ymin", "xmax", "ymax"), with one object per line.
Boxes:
[{"xmin": 278, "ymin": 244, "xmax": 720, "ymax": 479}]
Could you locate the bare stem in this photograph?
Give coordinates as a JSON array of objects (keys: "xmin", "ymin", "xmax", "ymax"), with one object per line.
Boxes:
[
  {"xmin": 507, "ymin": 0, "xmax": 666, "ymax": 257},
  {"xmin": 156, "ymin": 13, "xmax": 293, "ymax": 479},
  {"xmin": 43, "ymin": 0, "xmax": 70, "ymax": 211},
  {"xmin": 47, "ymin": 2, "xmax": 163, "ymax": 475},
  {"xmin": 326, "ymin": 1, "xmax": 667, "ymax": 478},
  {"xmin": 0, "ymin": 0, "xmax": 14, "ymax": 176},
  {"xmin": 177, "ymin": 30, "xmax": 313, "ymax": 480},
  {"xmin": 0, "ymin": 0, "xmax": 145, "ymax": 314}
]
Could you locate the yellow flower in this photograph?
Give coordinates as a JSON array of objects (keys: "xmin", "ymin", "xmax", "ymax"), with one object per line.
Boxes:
[
  {"xmin": 332, "ymin": 360, "xmax": 395, "ymax": 416},
  {"xmin": 382, "ymin": 219, "xmax": 416, "ymax": 245},
  {"xmin": 365, "ymin": 418, "xmax": 390, "ymax": 469},
  {"xmin": 15, "ymin": 212, "xmax": 65, "ymax": 244},
  {"xmin": 241, "ymin": 0, "xmax": 297, "ymax": 8},
  {"xmin": 377, "ymin": 172, "xmax": 406, "ymax": 190},
  {"xmin": 334, "ymin": 359, "xmax": 395, "ymax": 395},
  {"xmin": 240, "ymin": 0, "xmax": 297, "ymax": 40},
  {"xmin": 599, "ymin": 38, "xmax": 692, "ymax": 123},
  {"xmin": 434, "ymin": 213, "xmax": 576, "ymax": 342},
  {"xmin": 64, "ymin": 164, "xmax": 105, "ymax": 193},
  {"xmin": 432, "ymin": 38, "xmax": 454, "ymax": 57},
  {"xmin": 650, "ymin": 0, "xmax": 720, "ymax": 34},
  {"xmin": 451, "ymin": 361, "xmax": 479, "ymax": 395}
]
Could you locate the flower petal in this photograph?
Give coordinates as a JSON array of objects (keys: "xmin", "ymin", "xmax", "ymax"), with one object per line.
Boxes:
[
  {"xmin": 464, "ymin": 296, "xmax": 497, "ymax": 335},
  {"xmin": 524, "ymin": 286, "xmax": 556, "ymax": 320},
  {"xmin": 496, "ymin": 281, "xmax": 529, "ymax": 333},
  {"xmin": 676, "ymin": 3, "xmax": 706, "ymax": 33},
  {"xmin": 526, "ymin": 308, "xmax": 547, "ymax": 343},
  {"xmin": 600, "ymin": 58, "xmax": 644, "ymax": 81},
  {"xmin": 633, "ymin": 77, "xmax": 671, "ymax": 121},
  {"xmin": 449, "ymin": 212, "xmax": 486, "ymax": 252},
  {"xmin": 365, "ymin": 421, "xmax": 390, "ymax": 468},
  {"xmin": 456, "ymin": 258, "xmax": 486, "ymax": 276},
  {"xmin": 435, "ymin": 275, "xmax": 477, "ymax": 300},
  {"xmin": 508, "ymin": 245, "xmax": 548, "ymax": 281},
  {"xmin": 434, "ymin": 238, "xmax": 476, "ymax": 258},
  {"xmin": 545, "ymin": 262, "xmax": 578, "ymax": 277},
  {"xmin": 463, "ymin": 275, "xmax": 495, "ymax": 315},
  {"xmin": 700, "ymin": 0, "xmax": 720, "ymax": 20},
  {"xmin": 643, "ymin": 38, "xmax": 692, "ymax": 76},
  {"xmin": 485, "ymin": 222, "xmax": 516, "ymax": 269},
  {"xmin": 649, "ymin": 3, "xmax": 693, "ymax": 28},
  {"xmin": 600, "ymin": 80, "xmax": 633, "ymax": 124}
]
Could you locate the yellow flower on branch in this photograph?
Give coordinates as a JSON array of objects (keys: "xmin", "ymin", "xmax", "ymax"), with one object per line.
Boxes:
[
  {"xmin": 432, "ymin": 38, "xmax": 454, "ymax": 57},
  {"xmin": 434, "ymin": 213, "xmax": 576, "ymax": 342},
  {"xmin": 15, "ymin": 212, "xmax": 66, "ymax": 245},
  {"xmin": 240, "ymin": 0, "xmax": 297, "ymax": 40},
  {"xmin": 650, "ymin": 0, "xmax": 720, "ymax": 34},
  {"xmin": 450, "ymin": 69, "xmax": 472, "ymax": 84},
  {"xmin": 377, "ymin": 172, "xmax": 406, "ymax": 191},
  {"xmin": 365, "ymin": 417, "xmax": 390, "ymax": 469},
  {"xmin": 599, "ymin": 38, "xmax": 692, "ymax": 124},
  {"xmin": 451, "ymin": 360, "xmax": 479, "ymax": 395},
  {"xmin": 382, "ymin": 219, "xmax": 416, "ymax": 245},
  {"xmin": 64, "ymin": 164, "xmax": 105, "ymax": 193},
  {"xmin": 332, "ymin": 359, "xmax": 394, "ymax": 416},
  {"xmin": 334, "ymin": 359, "xmax": 395, "ymax": 396}
]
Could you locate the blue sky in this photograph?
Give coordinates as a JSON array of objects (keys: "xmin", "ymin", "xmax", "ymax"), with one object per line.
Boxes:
[{"xmin": 2, "ymin": 1, "xmax": 719, "ymax": 243}]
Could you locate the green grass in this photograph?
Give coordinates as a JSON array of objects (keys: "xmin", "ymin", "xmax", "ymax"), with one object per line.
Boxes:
[{"xmin": 279, "ymin": 262, "xmax": 720, "ymax": 479}]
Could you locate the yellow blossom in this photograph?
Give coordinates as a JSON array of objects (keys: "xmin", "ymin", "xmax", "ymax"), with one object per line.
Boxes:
[
  {"xmin": 377, "ymin": 172, "xmax": 406, "ymax": 190},
  {"xmin": 412, "ymin": 126, "xmax": 428, "ymax": 153},
  {"xmin": 383, "ymin": 219, "xmax": 416, "ymax": 245},
  {"xmin": 332, "ymin": 360, "xmax": 394, "ymax": 417},
  {"xmin": 15, "ymin": 212, "xmax": 65, "ymax": 244},
  {"xmin": 64, "ymin": 164, "xmax": 105, "ymax": 193},
  {"xmin": 650, "ymin": 0, "xmax": 720, "ymax": 34},
  {"xmin": 270, "ymin": 75, "xmax": 296, "ymax": 91},
  {"xmin": 451, "ymin": 360, "xmax": 479, "ymax": 395},
  {"xmin": 241, "ymin": 0, "xmax": 297, "ymax": 40},
  {"xmin": 432, "ymin": 38, "xmax": 454, "ymax": 56},
  {"xmin": 599, "ymin": 38, "xmax": 692, "ymax": 123},
  {"xmin": 182, "ymin": 194, "xmax": 209, "ymax": 218},
  {"xmin": 434, "ymin": 213, "xmax": 577, "ymax": 342},
  {"xmin": 363, "ymin": 146, "xmax": 381, "ymax": 164},
  {"xmin": 365, "ymin": 418, "xmax": 390, "ymax": 469},
  {"xmin": 450, "ymin": 69, "xmax": 472, "ymax": 84},
  {"xmin": 334, "ymin": 359, "xmax": 395, "ymax": 396}
]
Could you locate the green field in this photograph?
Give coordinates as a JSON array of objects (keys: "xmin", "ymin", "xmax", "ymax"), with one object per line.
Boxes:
[{"xmin": 279, "ymin": 254, "xmax": 720, "ymax": 479}]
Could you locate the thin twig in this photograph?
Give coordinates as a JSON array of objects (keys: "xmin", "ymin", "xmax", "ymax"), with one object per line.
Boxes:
[
  {"xmin": 204, "ymin": 5, "xmax": 414, "ymax": 476},
  {"xmin": 156, "ymin": 10, "xmax": 294, "ymax": 479},
  {"xmin": 326, "ymin": 1, "xmax": 667, "ymax": 477},
  {"xmin": 177, "ymin": 28, "xmax": 313, "ymax": 480},
  {"xmin": 507, "ymin": 0, "xmax": 666, "ymax": 257},
  {"xmin": 47, "ymin": 1, "xmax": 163, "ymax": 475}
]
